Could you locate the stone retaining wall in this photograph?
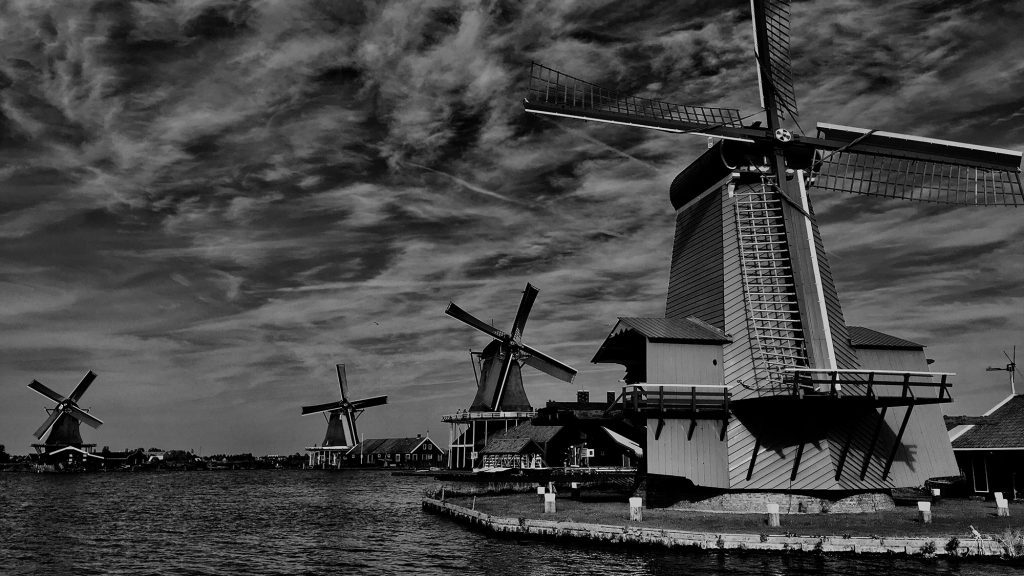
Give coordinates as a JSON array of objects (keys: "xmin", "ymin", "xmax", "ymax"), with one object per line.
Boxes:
[{"xmin": 422, "ymin": 497, "xmax": 1006, "ymax": 558}]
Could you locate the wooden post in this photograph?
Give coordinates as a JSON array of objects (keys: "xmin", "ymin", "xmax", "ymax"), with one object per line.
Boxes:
[
  {"xmin": 996, "ymin": 493, "xmax": 1010, "ymax": 517},
  {"xmin": 629, "ymin": 496, "xmax": 643, "ymax": 522},
  {"xmin": 471, "ymin": 496, "xmax": 476, "ymax": 510},
  {"xmin": 766, "ymin": 503, "xmax": 780, "ymax": 527},
  {"xmin": 544, "ymin": 492, "xmax": 556, "ymax": 514},
  {"xmin": 918, "ymin": 501, "xmax": 932, "ymax": 524}
]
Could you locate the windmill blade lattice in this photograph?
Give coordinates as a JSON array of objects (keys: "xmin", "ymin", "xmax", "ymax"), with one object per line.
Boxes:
[
  {"xmin": 811, "ymin": 124, "xmax": 1024, "ymax": 205},
  {"xmin": 525, "ymin": 63, "xmax": 744, "ymax": 135},
  {"xmin": 751, "ymin": 0, "xmax": 798, "ymax": 119}
]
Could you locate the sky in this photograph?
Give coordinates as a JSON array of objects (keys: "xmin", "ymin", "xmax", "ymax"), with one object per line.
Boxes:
[{"xmin": 1, "ymin": 0, "xmax": 1023, "ymax": 456}]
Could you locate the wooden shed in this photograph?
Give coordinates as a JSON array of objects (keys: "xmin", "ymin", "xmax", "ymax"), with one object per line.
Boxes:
[{"xmin": 950, "ymin": 394, "xmax": 1024, "ymax": 499}]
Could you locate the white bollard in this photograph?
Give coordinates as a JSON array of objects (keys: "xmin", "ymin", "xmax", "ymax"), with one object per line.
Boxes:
[
  {"xmin": 918, "ymin": 501, "xmax": 932, "ymax": 524},
  {"xmin": 629, "ymin": 496, "xmax": 643, "ymax": 522},
  {"xmin": 996, "ymin": 495, "xmax": 1010, "ymax": 517},
  {"xmin": 544, "ymin": 492, "xmax": 556, "ymax": 514},
  {"xmin": 766, "ymin": 503, "xmax": 780, "ymax": 527}
]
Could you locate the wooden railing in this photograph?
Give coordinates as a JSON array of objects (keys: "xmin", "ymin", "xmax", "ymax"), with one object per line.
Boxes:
[
  {"xmin": 783, "ymin": 368, "xmax": 954, "ymax": 403},
  {"xmin": 617, "ymin": 383, "xmax": 730, "ymax": 416},
  {"xmin": 441, "ymin": 410, "xmax": 536, "ymax": 423}
]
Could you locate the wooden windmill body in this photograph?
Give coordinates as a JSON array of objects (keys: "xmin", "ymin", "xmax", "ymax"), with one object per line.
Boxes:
[{"xmin": 528, "ymin": 0, "xmax": 1023, "ymax": 495}]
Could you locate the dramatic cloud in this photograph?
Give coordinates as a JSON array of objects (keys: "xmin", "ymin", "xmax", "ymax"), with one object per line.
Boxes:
[{"xmin": 1, "ymin": 0, "xmax": 1022, "ymax": 454}]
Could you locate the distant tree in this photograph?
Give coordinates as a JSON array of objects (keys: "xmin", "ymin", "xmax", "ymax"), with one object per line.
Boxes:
[{"xmin": 0, "ymin": 444, "xmax": 8, "ymax": 463}]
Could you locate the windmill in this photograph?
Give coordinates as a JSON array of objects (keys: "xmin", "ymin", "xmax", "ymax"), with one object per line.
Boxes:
[
  {"xmin": 441, "ymin": 283, "xmax": 578, "ymax": 468},
  {"xmin": 302, "ymin": 364, "xmax": 387, "ymax": 469},
  {"xmin": 527, "ymin": 0, "xmax": 1022, "ymax": 496},
  {"xmin": 987, "ymin": 347, "xmax": 1022, "ymax": 396},
  {"xmin": 27, "ymin": 371, "xmax": 104, "ymax": 464}
]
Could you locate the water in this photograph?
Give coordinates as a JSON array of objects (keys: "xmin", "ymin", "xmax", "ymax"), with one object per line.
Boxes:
[{"xmin": 0, "ymin": 470, "xmax": 1017, "ymax": 575}]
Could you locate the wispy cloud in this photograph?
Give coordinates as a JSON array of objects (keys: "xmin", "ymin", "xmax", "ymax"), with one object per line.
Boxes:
[{"xmin": 1, "ymin": 0, "xmax": 1021, "ymax": 453}]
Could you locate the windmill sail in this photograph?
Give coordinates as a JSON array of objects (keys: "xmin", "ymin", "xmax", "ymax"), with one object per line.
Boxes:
[
  {"xmin": 751, "ymin": 0, "xmax": 797, "ymax": 119},
  {"xmin": 525, "ymin": 63, "xmax": 744, "ymax": 136},
  {"xmin": 811, "ymin": 123, "xmax": 1024, "ymax": 205}
]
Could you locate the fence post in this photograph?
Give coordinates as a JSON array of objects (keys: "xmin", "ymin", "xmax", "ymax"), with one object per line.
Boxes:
[
  {"xmin": 766, "ymin": 503, "xmax": 780, "ymax": 527},
  {"xmin": 544, "ymin": 492, "xmax": 556, "ymax": 514},
  {"xmin": 629, "ymin": 497, "xmax": 643, "ymax": 522},
  {"xmin": 918, "ymin": 501, "xmax": 932, "ymax": 524}
]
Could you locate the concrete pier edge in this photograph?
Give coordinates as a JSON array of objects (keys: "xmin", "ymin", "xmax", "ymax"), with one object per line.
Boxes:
[{"xmin": 422, "ymin": 497, "xmax": 1009, "ymax": 558}]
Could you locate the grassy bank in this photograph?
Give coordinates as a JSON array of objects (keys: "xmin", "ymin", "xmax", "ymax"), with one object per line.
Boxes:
[{"xmin": 453, "ymin": 492, "xmax": 1021, "ymax": 540}]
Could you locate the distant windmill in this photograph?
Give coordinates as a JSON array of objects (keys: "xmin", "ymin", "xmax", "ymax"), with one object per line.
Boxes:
[
  {"xmin": 28, "ymin": 371, "xmax": 104, "ymax": 453},
  {"xmin": 987, "ymin": 347, "xmax": 1022, "ymax": 396},
  {"xmin": 302, "ymin": 364, "xmax": 386, "ymax": 469},
  {"xmin": 446, "ymin": 283, "xmax": 577, "ymax": 411},
  {"xmin": 526, "ymin": 0, "xmax": 1021, "ymax": 492},
  {"xmin": 441, "ymin": 283, "xmax": 577, "ymax": 469}
]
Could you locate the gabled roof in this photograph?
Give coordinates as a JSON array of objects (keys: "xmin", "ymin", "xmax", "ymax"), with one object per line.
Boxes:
[
  {"xmin": 46, "ymin": 446, "xmax": 103, "ymax": 459},
  {"xmin": 480, "ymin": 437, "xmax": 542, "ymax": 455},
  {"xmin": 847, "ymin": 326, "xmax": 924, "ymax": 350},
  {"xmin": 616, "ymin": 317, "xmax": 730, "ymax": 343},
  {"xmin": 593, "ymin": 316, "xmax": 730, "ymax": 364},
  {"xmin": 951, "ymin": 394, "xmax": 1024, "ymax": 450},
  {"xmin": 348, "ymin": 437, "xmax": 440, "ymax": 455},
  {"xmin": 493, "ymin": 421, "xmax": 565, "ymax": 444}
]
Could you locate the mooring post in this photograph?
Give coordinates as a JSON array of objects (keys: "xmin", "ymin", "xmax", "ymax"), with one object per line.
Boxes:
[
  {"xmin": 918, "ymin": 501, "xmax": 932, "ymax": 524},
  {"xmin": 766, "ymin": 503, "xmax": 780, "ymax": 527},
  {"xmin": 571, "ymin": 482, "xmax": 580, "ymax": 499},
  {"xmin": 629, "ymin": 497, "xmax": 643, "ymax": 522},
  {"xmin": 440, "ymin": 486, "xmax": 445, "ymax": 501},
  {"xmin": 995, "ymin": 492, "xmax": 1010, "ymax": 517},
  {"xmin": 544, "ymin": 492, "xmax": 556, "ymax": 514},
  {"xmin": 472, "ymin": 496, "xmax": 476, "ymax": 510}
]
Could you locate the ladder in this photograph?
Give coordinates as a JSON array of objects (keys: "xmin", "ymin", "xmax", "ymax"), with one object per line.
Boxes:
[{"xmin": 734, "ymin": 178, "xmax": 808, "ymax": 395}]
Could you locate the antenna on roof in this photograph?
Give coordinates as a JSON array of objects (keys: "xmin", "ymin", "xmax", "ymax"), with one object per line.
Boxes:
[{"xmin": 986, "ymin": 346, "xmax": 1020, "ymax": 396}]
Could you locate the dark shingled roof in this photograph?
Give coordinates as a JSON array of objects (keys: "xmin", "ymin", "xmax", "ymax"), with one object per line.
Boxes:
[
  {"xmin": 349, "ymin": 437, "xmax": 439, "ymax": 455},
  {"xmin": 616, "ymin": 317, "xmax": 730, "ymax": 343},
  {"xmin": 847, "ymin": 326, "xmax": 924, "ymax": 350},
  {"xmin": 951, "ymin": 395, "xmax": 1024, "ymax": 449},
  {"xmin": 493, "ymin": 421, "xmax": 565, "ymax": 444},
  {"xmin": 480, "ymin": 437, "xmax": 543, "ymax": 455}
]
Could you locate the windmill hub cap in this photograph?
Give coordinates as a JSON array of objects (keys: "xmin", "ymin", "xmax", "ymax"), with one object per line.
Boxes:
[{"xmin": 774, "ymin": 128, "xmax": 793, "ymax": 143}]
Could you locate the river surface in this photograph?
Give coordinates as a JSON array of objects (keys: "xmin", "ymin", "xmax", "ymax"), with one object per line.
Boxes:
[{"xmin": 0, "ymin": 470, "xmax": 1018, "ymax": 575}]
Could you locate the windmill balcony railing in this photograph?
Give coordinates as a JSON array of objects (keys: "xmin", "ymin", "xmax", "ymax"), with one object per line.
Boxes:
[
  {"xmin": 782, "ymin": 368, "xmax": 954, "ymax": 405},
  {"xmin": 441, "ymin": 410, "xmax": 537, "ymax": 423},
  {"xmin": 618, "ymin": 383, "xmax": 730, "ymax": 417}
]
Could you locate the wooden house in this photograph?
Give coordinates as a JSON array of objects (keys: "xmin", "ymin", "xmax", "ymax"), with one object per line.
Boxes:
[
  {"xmin": 478, "ymin": 438, "xmax": 545, "ymax": 469},
  {"xmin": 345, "ymin": 435, "xmax": 444, "ymax": 468},
  {"xmin": 950, "ymin": 394, "xmax": 1024, "ymax": 499}
]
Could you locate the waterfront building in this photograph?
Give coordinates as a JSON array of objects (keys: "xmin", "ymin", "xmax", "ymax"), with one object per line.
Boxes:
[
  {"xmin": 344, "ymin": 435, "xmax": 445, "ymax": 468},
  {"xmin": 950, "ymin": 394, "xmax": 1024, "ymax": 499}
]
